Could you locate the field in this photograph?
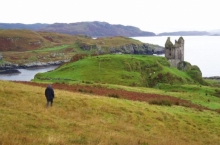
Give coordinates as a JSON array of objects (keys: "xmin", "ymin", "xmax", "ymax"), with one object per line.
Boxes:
[
  {"xmin": 1, "ymin": 30, "xmax": 220, "ymax": 144},
  {"xmin": 1, "ymin": 80, "xmax": 220, "ymax": 145}
]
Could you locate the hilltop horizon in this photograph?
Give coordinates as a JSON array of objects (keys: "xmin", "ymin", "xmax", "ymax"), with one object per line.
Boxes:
[{"xmin": 0, "ymin": 21, "xmax": 218, "ymax": 36}]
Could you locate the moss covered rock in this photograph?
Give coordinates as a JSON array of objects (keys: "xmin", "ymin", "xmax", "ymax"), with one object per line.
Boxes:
[
  {"xmin": 177, "ymin": 61, "xmax": 192, "ymax": 71},
  {"xmin": 177, "ymin": 61, "xmax": 207, "ymax": 85}
]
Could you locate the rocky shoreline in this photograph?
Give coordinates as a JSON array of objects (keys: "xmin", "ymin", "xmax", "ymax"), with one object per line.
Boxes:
[
  {"xmin": 0, "ymin": 60, "xmax": 69, "ymax": 74},
  {"xmin": 203, "ymin": 76, "xmax": 220, "ymax": 80},
  {"xmin": 0, "ymin": 69, "xmax": 21, "ymax": 74}
]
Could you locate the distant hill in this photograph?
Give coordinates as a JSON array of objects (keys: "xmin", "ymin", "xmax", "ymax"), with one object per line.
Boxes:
[
  {"xmin": 0, "ymin": 29, "xmax": 163, "ymax": 54},
  {"xmin": 208, "ymin": 29, "xmax": 220, "ymax": 35},
  {"xmin": 0, "ymin": 23, "xmax": 49, "ymax": 30},
  {"xmin": 0, "ymin": 29, "xmax": 78, "ymax": 51},
  {"xmin": 157, "ymin": 31, "xmax": 210, "ymax": 36},
  {"xmin": 39, "ymin": 21, "xmax": 156, "ymax": 37},
  {"xmin": 0, "ymin": 22, "xmax": 156, "ymax": 37}
]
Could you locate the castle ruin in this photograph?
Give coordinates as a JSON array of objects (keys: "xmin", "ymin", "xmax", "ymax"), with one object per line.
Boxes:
[{"xmin": 165, "ymin": 37, "xmax": 184, "ymax": 67}]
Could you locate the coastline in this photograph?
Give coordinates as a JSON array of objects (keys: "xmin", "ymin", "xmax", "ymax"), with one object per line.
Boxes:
[
  {"xmin": 0, "ymin": 60, "xmax": 69, "ymax": 75},
  {"xmin": 203, "ymin": 76, "xmax": 220, "ymax": 80}
]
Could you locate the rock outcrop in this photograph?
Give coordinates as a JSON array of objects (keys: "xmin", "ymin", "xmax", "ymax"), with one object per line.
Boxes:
[
  {"xmin": 0, "ymin": 69, "xmax": 20, "ymax": 74},
  {"xmin": 79, "ymin": 43, "xmax": 164, "ymax": 55},
  {"xmin": 0, "ymin": 60, "xmax": 69, "ymax": 70}
]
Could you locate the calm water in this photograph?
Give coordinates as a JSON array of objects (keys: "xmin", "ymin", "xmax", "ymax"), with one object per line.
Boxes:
[
  {"xmin": 0, "ymin": 66, "xmax": 58, "ymax": 81},
  {"xmin": 133, "ymin": 36, "xmax": 220, "ymax": 77}
]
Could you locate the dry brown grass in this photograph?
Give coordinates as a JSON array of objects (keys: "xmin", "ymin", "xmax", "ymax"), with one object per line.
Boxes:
[{"xmin": 0, "ymin": 80, "xmax": 220, "ymax": 145}]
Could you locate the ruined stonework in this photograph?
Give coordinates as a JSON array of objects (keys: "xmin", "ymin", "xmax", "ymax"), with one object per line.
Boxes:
[{"xmin": 165, "ymin": 37, "xmax": 184, "ymax": 67}]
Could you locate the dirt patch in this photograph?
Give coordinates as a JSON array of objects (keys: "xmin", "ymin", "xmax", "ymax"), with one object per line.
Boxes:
[{"xmin": 15, "ymin": 81, "xmax": 209, "ymax": 111}]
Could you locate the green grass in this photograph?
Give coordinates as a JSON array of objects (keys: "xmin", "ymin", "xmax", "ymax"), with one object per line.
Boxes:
[
  {"xmin": 204, "ymin": 79, "xmax": 220, "ymax": 87},
  {"xmin": 89, "ymin": 82, "xmax": 220, "ymax": 110},
  {"xmin": 31, "ymin": 45, "xmax": 70, "ymax": 52},
  {"xmin": 157, "ymin": 84, "xmax": 220, "ymax": 110},
  {"xmin": 34, "ymin": 54, "xmax": 200, "ymax": 87},
  {"xmin": 1, "ymin": 80, "xmax": 220, "ymax": 145}
]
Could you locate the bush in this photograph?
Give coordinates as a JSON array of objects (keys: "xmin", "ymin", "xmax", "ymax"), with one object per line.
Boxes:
[
  {"xmin": 216, "ymin": 109, "xmax": 220, "ymax": 114},
  {"xmin": 108, "ymin": 94, "xmax": 120, "ymax": 98},
  {"xmin": 149, "ymin": 100, "xmax": 172, "ymax": 106},
  {"xmin": 78, "ymin": 89, "xmax": 93, "ymax": 93},
  {"xmin": 78, "ymin": 89, "xmax": 83, "ymax": 92}
]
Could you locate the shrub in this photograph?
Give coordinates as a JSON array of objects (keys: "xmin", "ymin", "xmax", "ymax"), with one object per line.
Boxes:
[
  {"xmin": 78, "ymin": 89, "xmax": 93, "ymax": 93},
  {"xmin": 108, "ymin": 94, "xmax": 120, "ymax": 98},
  {"xmin": 216, "ymin": 109, "xmax": 220, "ymax": 114},
  {"xmin": 78, "ymin": 89, "xmax": 83, "ymax": 92},
  {"xmin": 149, "ymin": 100, "xmax": 172, "ymax": 106},
  {"xmin": 214, "ymin": 89, "xmax": 220, "ymax": 98}
]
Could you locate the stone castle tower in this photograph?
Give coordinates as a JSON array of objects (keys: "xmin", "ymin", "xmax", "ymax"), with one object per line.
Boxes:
[{"xmin": 165, "ymin": 37, "xmax": 184, "ymax": 67}]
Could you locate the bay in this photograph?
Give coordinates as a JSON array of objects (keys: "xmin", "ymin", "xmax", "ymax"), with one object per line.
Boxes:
[
  {"xmin": 133, "ymin": 36, "xmax": 220, "ymax": 77},
  {"xmin": 0, "ymin": 66, "xmax": 58, "ymax": 81}
]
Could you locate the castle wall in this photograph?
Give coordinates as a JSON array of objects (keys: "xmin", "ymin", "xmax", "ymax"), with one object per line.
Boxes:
[
  {"xmin": 165, "ymin": 37, "xmax": 184, "ymax": 67},
  {"xmin": 169, "ymin": 59, "xmax": 181, "ymax": 67},
  {"xmin": 165, "ymin": 48, "xmax": 175, "ymax": 59},
  {"xmin": 179, "ymin": 44, "xmax": 184, "ymax": 61}
]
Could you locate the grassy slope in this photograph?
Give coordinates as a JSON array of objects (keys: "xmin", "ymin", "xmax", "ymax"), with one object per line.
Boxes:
[
  {"xmin": 0, "ymin": 30, "xmax": 78, "ymax": 64},
  {"xmin": 34, "ymin": 54, "xmax": 196, "ymax": 87},
  {"xmin": 1, "ymin": 30, "xmax": 161, "ymax": 65},
  {"xmin": 0, "ymin": 80, "xmax": 220, "ymax": 145},
  {"xmin": 79, "ymin": 36, "xmax": 143, "ymax": 46},
  {"xmin": 101, "ymin": 83, "xmax": 220, "ymax": 110},
  {"xmin": 0, "ymin": 30, "xmax": 78, "ymax": 50}
]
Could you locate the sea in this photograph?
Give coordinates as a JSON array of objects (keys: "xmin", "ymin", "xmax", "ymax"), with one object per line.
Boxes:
[
  {"xmin": 133, "ymin": 36, "xmax": 220, "ymax": 77},
  {"xmin": 0, "ymin": 66, "xmax": 58, "ymax": 81},
  {"xmin": 0, "ymin": 36, "xmax": 219, "ymax": 81}
]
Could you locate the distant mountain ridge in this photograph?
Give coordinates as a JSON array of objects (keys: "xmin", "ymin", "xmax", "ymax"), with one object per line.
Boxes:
[
  {"xmin": 40, "ymin": 21, "xmax": 156, "ymax": 37},
  {"xmin": 0, "ymin": 23, "xmax": 49, "ymax": 30},
  {"xmin": 157, "ymin": 31, "xmax": 210, "ymax": 36},
  {"xmin": 0, "ymin": 22, "xmax": 155, "ymax": 37},
  {"xmin": 0, "ymin": 22, "xmax": 218, "ymax": 37},
  {"xmin": 208, "ymin": 29, "xmax": 220, "ymax": 35}
]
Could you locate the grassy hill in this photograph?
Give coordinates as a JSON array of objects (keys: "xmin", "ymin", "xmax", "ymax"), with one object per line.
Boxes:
[
  {"xmin": 0, "ymin": 30, "xmax": 163, "ymax": 65},
  {"xmin": 0, "ymin": 80, "xmax": 220, "ymax": 145},
  {"xmin": 34, "ymin": 54, "xmax": 204, "ymax": 87},
  {"xmin": 0, "ymin": 29, "xmax": 78, "ymax": 51}
]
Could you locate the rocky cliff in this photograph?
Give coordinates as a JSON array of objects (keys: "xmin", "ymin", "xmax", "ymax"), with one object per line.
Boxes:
[
  {"xmin": 0, "ymin": 60, "xmax": 69, "ymax": 71},
  {"xmin": 79, "ymin": 43, "xmax": 164, "ymax": 55}
]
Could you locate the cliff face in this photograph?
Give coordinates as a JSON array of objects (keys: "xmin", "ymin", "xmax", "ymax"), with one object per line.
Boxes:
[{"xmin": 79, "ymin": 43, "xmax": 164, "ymax": 55}]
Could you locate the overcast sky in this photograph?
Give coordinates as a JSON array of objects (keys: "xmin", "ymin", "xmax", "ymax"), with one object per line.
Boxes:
[{"xmin": 1, "ymin": 0, "xmax": 219, "ymax": 34}]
